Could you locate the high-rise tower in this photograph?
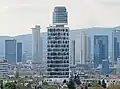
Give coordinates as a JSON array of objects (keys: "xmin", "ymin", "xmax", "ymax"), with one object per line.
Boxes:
[
  {"xmin": 5, "ymin": 39, "xmax": 17, "ymax": 64},
  {"xmin": 47, "ymin": 6, "xmax": 69, "ymax": 81},
  {"xmin": 32, "ymin": 25, "xmax": 40, "ymax": 62},
  {"xmin": 75, "ymin": 31, "xmax": 88, "ymax": 64},
  {"xmin": 94, "ymin": 35, "xmax": 108, "ymax": 68},
  {"xmin": 17, "ymin": 42, "xmax": 22, "ymax": 62},
  {"xmin": 112, "ymin": 30, "xmax": 120, "ymax": 65}
]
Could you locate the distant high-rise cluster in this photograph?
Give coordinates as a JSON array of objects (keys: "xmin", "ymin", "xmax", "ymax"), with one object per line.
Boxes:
[
  {"xmin": 112, "ymin": 30, "xmax": 120, "ymax": 65},
  {"xmin": 94, "ymin": 35, "xmax": 108, "ymax": 68},
  {"xmin": 5, "ymin": 39, "xmax": 23, "ymax": 64},
  {"xmin": 3, "ymin": 5, "xmax": 120, "ymax": 81}
]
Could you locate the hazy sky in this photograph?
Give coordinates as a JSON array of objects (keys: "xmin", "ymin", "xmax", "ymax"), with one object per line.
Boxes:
[{"xmin": 0, "ymin": 0, "xmax": 120, "ymax": 36}]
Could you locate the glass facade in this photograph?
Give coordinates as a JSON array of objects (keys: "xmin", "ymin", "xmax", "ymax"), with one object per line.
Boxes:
[
  {"xmin": 47, "ymin": 27, "xmax": 69, "ymax": 78},
  {"xmin": 5, "ymin": 40, "xmax": 16, "ymax": 64},
  {"xmin": 102, "ymin": 60, "xmax": 109, "ymax": 74},
  {"xmin": 17, "ymin": 42, "xmax": 22, "ymax": 62},
  {"xmin": 94, "ymin": 35, "xmax": 108, "ymax": 68},
  {"xmin": 112, "ymin": 30, "xmax": 120, "ymax": 64},
  {"xmin": 53, "ymin": 7, "xmax": 68, "ymax": 25}
]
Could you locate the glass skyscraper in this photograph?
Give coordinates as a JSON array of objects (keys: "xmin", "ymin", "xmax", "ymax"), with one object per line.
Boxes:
[
  {"xmin": 94, "ymin": 35, "xmax": 108, "ymax": 68},
  {"xmin": 17, "ymin": 42, "xmax": 22, "ymax": 62},
  {"xmin": 112, "ymin": 30, "xmax": 120, "ymax": 64},
  {"xmin": 47, "ymin": 6, "xmax": 69, "ymax": 81},
  {"xmin": 5, "ymin": 39, "xmax": 17, "ymax": 64}
]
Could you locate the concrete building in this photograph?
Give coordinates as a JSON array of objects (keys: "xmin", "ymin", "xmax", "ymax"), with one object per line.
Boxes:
[
  {"xmin": 70, "ymin": 40, "xmax": 75, "ymax": 66},
  {"xmin": 40, "ymin": 37, "xmax": 43, "ymax": 61},
  {"xmin": 31, "ymin": 25, "xmax": 41, "ymax": 62},
  {"xmin": 112, "ymin": 30, "xmax": 120, "ymax": 65},
  {"xmin": 47, "ymin": 6, "xmax": 69, "ymax": 81},
  {"xmin": 94, "ymin": 35, "xmax": 108, "ymax": 68},
  {"xmin": 17, "ymin": 42, "xmax": 22, "ymax": 62},
  {"xmin": 75, "ymin": 31, "xmax": 88, "ymax": 64},
  {"xmin": 88, "ymin": 37, "xmax": 91, "ymax": 63},
  {"xmin": 5, "ymin": 39, "xmax": 17, "ymax": 64},
  {"xmin": 117, "ymin": 57, "xmax": 120, "ymax": 74},
  {"xmin": 0, "ymin": 59, "xmax": 8, "ymax": 79},
  {"xmin": 102, "ymin": 60, "xmax": 109, "ymax": 74}
]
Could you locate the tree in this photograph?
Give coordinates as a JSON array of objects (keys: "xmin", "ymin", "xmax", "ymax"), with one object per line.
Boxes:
[
  {"xmin": 5, "ymin": 82, "xmax": 16, "ymax": 89},
  {"xmin": 102, "ymin": 79, "xmax": 106, "ymax": 88},
  {"xmin": 26, "ymin": 83, "xmax": 32, "ymax": 88},
  {"xmin": 88, "ymin": 83, "xmax": 91, "ymax": 87},
  {"xmin": 85, "ymin": 85, "xmax": 88, "ymax": 89},
  {"xmin": 63, "ymin": 79, "xmax": 67, "ymax": 84},
  {"xmin": 67, "ymin": 78, "xmax": 76, "ymax": 89},
  {"xmin": 15, "ymin": 71, "xmax": 19, "ymax": 79},
  {"xmin": 98, "ymin": 80, "xmax": 101, "ymax": 85},
  {"xmin": 0, "ymin": 80, "xmax": 3, "ymax": 89},
  {"xmin": 74, "ymin": 75, "xmax": 81, "ymax": 85}
]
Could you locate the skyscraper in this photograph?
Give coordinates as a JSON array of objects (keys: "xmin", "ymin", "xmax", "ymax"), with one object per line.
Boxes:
[
  {"xmin": 47, "ymin": 6, "xmax": 69, "ymax": 81},
  {"xmin": 5, "ymin": 39, "xmax": 17, "ymax": 64},
  {"xmin": 40, "ymin": 37, "xmax": 43, "ymax": 61},
  {"xmin": 75, "ymin": 31, "xmax": 88, "ymax": 64},
  {"xmin": 70, "ymin": 40, "xmax": 75, "ymax": 66},
  {"xmin": 17, "ymin": 42, "xmax": 22, "ymax": 62},
  {"xmin": 88, "ymin": 37, "xmax": 91, "ymax": 63},
  {"xmin": 94, "ymin": 35, "xmax": 108, "ymax": 68},
  {"xmin": 31, "ymin": 25, "xmax": 40, "ymax": 62},
  {"xmin": 112, "ymin": 30, "xmax": 120, "ymax": 65}
]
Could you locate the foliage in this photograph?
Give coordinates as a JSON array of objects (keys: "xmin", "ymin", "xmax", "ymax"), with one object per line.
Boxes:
[
  {"xmin": 63, "ymin": 79, "xmax": 67, "ymax": 84},
  {"xmin": 0, "ymin": 80, "xmax": 3, "ymax": 89},
  {"xmin": 91, "ymin": 83, "xmax": 101, "ymax": 89},
  {"xmin": 15, "ymin": 71, "xmax": 19, "ymax": 79},
  {"xmin": 67, "ymin": 78, "xmax": 76, "ymax": 89},
  {"xmin": 5, "ymin": 82, "xmax": 16, "ymax": 89},
  {"xmin": 47, "ymin": 85, "xmax": 57, "ymax": 89},
  {"xmin": 42, "ymin": 81, "xmax": 48, "ymax": 85},
  {"xmin": 102, "ymin": 79, "xmax": 107, "ymax": 88},
  {"xmin": 98, "ymin": 80, "xmax": 101, "ymax": 85},
  {"xmin": 107, "ymin": 84, "xmax": 120, "ymax": 89},
  {"xmin": 74, "ymin": 75, "xmax": 81, "ymax": 85}
]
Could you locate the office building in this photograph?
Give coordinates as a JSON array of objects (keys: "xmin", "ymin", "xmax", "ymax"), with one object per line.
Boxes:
[
  {"xmin": 102, "ymin": 60, "xmax": 109, "ymax": 74},
  {"xmin": 117, "ymin": 57, "xmax": 120, "ymax": 74},
  {"xmin": 70, "ymin": 40, "xmax": 75, "ymax": 66},
  {"xmin": 0, "ymin": 60, "xmax": 8, "ymax": 79},
  {"xmin": 31, "ymin": 25, "xmax": 40, "ymax": 62},
  {"xmin": 94, "ymin": 35, "xmax": 108, "ymax": 68},
  {"xmin": 53, "ymin": 6, "xmax": 68, "ymax": 25},
  {"xmin": 17, "ymin": 42, "xmax": 22, "ymax": 62},
  {"xmin": 47, "ymin": 6, "xmax": 69, "ymax": 81},
  {"xmin": 5, "ymin": 39, "xmax": 17, "ymax": 64},
  {"xmin": 75, "ymin": 31, "xmax": 88, "ymax": 64},
  {"xmin": 88, "ymin": 37, "xmax": 91, "ymax": 63},
  {"xmin": 40, "ymin": 37, "xmax": 43, "ymax": 61},
  {"xmin": 112, "ymin": 30, "xmax": 120, "ymax": 65}
]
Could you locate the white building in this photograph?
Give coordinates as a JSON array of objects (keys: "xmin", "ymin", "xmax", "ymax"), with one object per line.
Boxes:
[
  {"xmin": 75, "ymin": 31, "xmax": 88, "ymax": 64},
  {"xmin": 0, "ymin": 60, "xmax": 8, "ymax": 79},
  {"xmin": 47, "ymin": 6, "xmax": 69, "ymax": 82},
  {"xmin": 117, "ymin": 57, "xmax": 120, "ymax": 74},
  {"xmin": 31, "ymin": 25, "xmax": 41, "ymax": 62}
]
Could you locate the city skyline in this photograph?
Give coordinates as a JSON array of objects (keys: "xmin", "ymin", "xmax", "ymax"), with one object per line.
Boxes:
[{"xmin": 0, "ymin": 0, "xmax": 120, "ymax": 36}]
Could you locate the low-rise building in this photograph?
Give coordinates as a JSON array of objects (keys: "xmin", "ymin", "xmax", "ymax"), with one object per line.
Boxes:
[{"xmin": 0, "ymin": 59, "xmax": 8, "ymax": 79}]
